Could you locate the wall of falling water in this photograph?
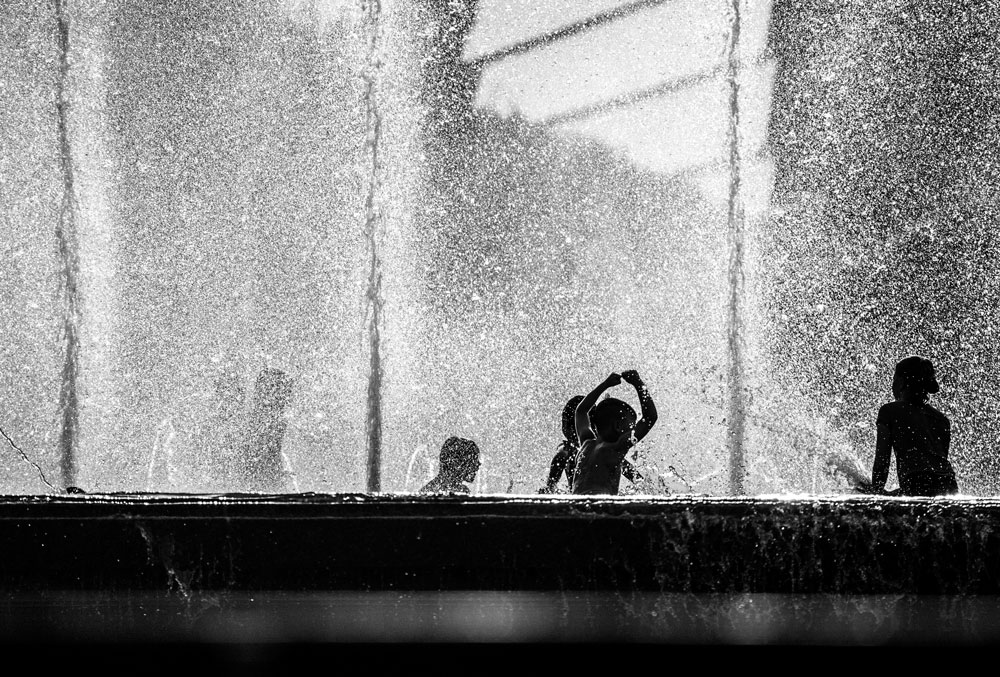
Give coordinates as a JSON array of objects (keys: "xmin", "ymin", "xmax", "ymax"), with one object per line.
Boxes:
[
  {"xmin": 761, "ymin": 0, "xmax": 1000, "ymax": 496},
  {"xmin": 1, "ymin": 0, "xmax": 998, "ymax": 496},
  {"xmin": 0, "ymin": 0, "xmax": 390, "ymax": 493},
  {"xmin": 400, "ymin": 0, "xmax": 779, "ymax": 496},
  {"xmin": 361, "ymin": 0, "xmax": 386, "ymax": 492},
  {"xmin": 52, "ymin": 0, "xmax": 81, "ymax": 488}
]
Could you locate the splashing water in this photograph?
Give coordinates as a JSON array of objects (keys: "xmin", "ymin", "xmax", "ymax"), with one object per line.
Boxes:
[
  {"xmin": 0, "ymin": 425, "xmax": 58, "ymax": 492},
  {"xmin": 1, "ymin": 0, "xmax": 997, "ymax": 496},
  {"xmin": 362, "ymin": 0, "xmax": 386, "ymax": 493},
  {"xmin": 146, "ymin": 417, "xmax": 178, "ymax": 492},
  {"xmin": 404, "ymin": 443, "xmax": 434, "ymax": 492},
  {"xmin": 53, "ymin": 0, "xmax": 82, "ymax": 489}
]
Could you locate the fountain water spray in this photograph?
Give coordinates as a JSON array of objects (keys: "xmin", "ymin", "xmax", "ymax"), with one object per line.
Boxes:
[
  {"xmin": 404, "ymin": 443, "xmax": 433, "ymax": 491},
  {"xmin": 145, "ymin": 418, "xmax": 178, "ymax": 492},
  {"xmin": 0, "ymin": 425, "xmax": 59, "ymax": 492},
  {"xmin": 362, "ymin": 0, "xmax": 386, "ymax": 492},
  {"xmin": 53, "ymin": 0, "xmax": 82, "ymax": 490},
  {"xmin": 724, "ymin": 0, "xmax": 747, "ymax": 496}
]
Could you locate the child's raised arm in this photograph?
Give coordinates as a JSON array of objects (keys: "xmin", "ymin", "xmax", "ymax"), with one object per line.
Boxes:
[
  {"xmin": 575, "ymin": 373, "xmax": 621, "ymax": 444},
  {"xmin": 621, "ymin": 370, "xmax": 657, "ymax": 443}
]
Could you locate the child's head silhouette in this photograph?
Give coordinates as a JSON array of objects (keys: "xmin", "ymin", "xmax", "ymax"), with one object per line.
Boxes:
[
  {"xmin": 440, "ymin": 436, "xmax": 481, "ymax": 483},
  {"xmin": 892, "ymin": 355, "xmax": 939, "ymax": 403},
  {"xmin": 589, "ymin": 397, "xmax": 637, "ymax": 441}
]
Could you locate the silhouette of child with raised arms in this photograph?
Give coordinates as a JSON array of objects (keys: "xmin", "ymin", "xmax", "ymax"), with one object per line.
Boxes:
[
  {"xmin": 572, "ymin": 370, "xmax": 657, "ymax": 495},
  {"xmin": 419, "ymin": 436, "xmax": 481, "ymax": 494},
  {"xmin": 867, "ymin": 355, "xmax": 958, "ymax": 496},
  {"xmin": 540, "ymin": 394, "xmax": 643, "ymax": 494}
]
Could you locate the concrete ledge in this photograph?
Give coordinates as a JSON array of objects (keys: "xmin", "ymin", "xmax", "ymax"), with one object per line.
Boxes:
[{"xmin": 1, "ymin": 493, "xmax": 997, "ymax": 594}]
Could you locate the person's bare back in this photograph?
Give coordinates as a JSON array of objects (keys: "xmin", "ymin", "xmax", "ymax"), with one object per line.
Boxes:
[{"xmin": 573, "ymin": 436, "xmax": 627, "ymax": 495}]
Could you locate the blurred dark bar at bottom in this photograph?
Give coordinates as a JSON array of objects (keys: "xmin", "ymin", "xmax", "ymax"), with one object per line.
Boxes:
[
  {"xmin": 1, "ymin": 592, "xmax": 998, "ymax": 673},
  {"xmin": 3, "ymin": 590, "xmax": 1000, "ymax": 645},
  {"xmin": 2, "ymin": 492, "xmax": 1000, "ymax": 660}
]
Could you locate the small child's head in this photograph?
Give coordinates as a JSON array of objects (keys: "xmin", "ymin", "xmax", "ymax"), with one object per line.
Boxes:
[
  {"xmin": 440, "ymin": 436, "xmax": 481, "ymax": 483},
  {"xmin": 562, "ymin": 395, "xmax": 585, "ymax": 444},
  {"xmin": 589, "ymin": 397, "xmax": 637, "ymax": 441},
  {"xmin": 892, "ymin": 355, "xmax": 939, "ymax": 403}
]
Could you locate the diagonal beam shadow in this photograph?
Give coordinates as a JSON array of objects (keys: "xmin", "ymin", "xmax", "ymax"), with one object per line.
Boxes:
[
  {"xmin": 535, "ymin": 54, "xmax": 767, "ymax": 127},
  {"xmin": 634, "ymin": 147, "xmax": 769, "ymax": 189},
  {"xmin": 466, "ymin": 0, "xmax": 672, "ymax": 67},
  {"xmin": 539, "ymin": 65, "xmax": 725, "ymax": 127}
]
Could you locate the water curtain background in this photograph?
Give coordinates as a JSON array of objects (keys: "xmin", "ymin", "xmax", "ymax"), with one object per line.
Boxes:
[{"xmin": 1, "ymin": 0, "xmax": 997, "ymax": 496}]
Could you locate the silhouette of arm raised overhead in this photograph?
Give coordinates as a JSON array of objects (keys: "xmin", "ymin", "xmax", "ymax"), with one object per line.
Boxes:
[
  {"xmin": 621, "ymin": 370, "xmax": 657, "ymax": 444},
  {"xmin": 576, "ymin": 373, "xmax": 621, "ymax": 444}
]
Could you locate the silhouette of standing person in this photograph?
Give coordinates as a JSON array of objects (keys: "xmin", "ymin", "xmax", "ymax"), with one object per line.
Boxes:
[
  {"xmin": 540, "ymin": 394, "xmax": 642, "ymax": 494},
  {"xmin": 419, "ymin": 437, "xmax": 481, "ymax": 494},
  {"xmin": 868, "ymin": 355, "xmax": 958, "ymax": 496}
]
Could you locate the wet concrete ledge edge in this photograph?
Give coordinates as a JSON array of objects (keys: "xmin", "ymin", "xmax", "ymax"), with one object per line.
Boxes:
[{"xmin": 0, "ymin": 493, "xmax": 997, "ymax": 594}]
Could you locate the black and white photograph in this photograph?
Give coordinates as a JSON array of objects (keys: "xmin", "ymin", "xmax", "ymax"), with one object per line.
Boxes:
[{"xmin": 0, "ymin": 0, "xmax": 997, "ymax": 670}]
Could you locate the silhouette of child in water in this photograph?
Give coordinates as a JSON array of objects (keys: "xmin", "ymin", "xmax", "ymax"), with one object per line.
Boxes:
[
  {"xmin": 419, "ymin": 437, "xmax": 481, "ymax": 494},
  {"xmin": 540, "ymin": 394, "xmax": 642, "ymax": 494},
  {"xmin": 572, "ymin": 370, "xmax": 657, "ymax": 495},
  {"xmin": 866, "ymin": 355, "xmax": 958, "ymax": 496},
  {"xmin": 540, "ymin": 395, "xmax": 584, "ymax": 493}
]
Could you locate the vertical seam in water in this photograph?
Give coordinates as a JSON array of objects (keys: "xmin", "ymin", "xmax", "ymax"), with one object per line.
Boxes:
[
  {"xmin": 725, "ymin": 0, "xmax": 747, "ymax": 496},
  {"xmin": 363, "ymin": 0, "xmax": 385, "ymax": 492},
  {"xmin": 54, "ymin": 0, "xmax": 81, "ymax": 490}
]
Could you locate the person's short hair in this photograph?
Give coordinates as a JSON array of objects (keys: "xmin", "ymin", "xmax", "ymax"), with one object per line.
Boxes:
[
  {"xmin": 590, "ymin": 398, "xmax": 636, "ymax": 437},
  {"xmin": 893, "ymin": 355, "xmax": 939, "ymax": 396},
  {"xmin": 440, "ymin": 436, "xmax": 480, "ymax": 470}
]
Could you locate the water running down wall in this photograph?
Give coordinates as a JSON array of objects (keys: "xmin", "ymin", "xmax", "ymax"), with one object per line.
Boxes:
[{"xmin": 1, "ymin": 493, "xmax": 998, "ymax": 595}]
